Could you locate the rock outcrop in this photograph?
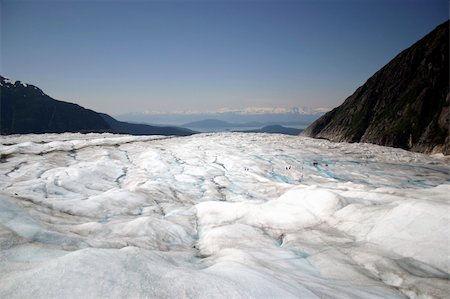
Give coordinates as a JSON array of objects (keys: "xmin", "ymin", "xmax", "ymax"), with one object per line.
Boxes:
[{"xmin": 302, "ymin": 21, "xmax": 449, "ymax": 155}]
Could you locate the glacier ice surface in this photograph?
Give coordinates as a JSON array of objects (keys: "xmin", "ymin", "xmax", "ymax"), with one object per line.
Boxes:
[{"xmin": 0, "ymin": 132, "xmax": 449, "ymax": 298}]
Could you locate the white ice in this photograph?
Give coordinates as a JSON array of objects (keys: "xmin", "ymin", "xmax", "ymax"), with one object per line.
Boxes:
[{"xmin": 0, "ymin": 132, "xmax": 449, "ymax": 298}]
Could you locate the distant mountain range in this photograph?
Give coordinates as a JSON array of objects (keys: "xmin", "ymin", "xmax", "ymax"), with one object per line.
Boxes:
[
  {"xmin": 302, "ymin": 20, "xmax": 449, "ymax": 155},
  {"xmin": 0, "ymin": 76, "xmax": 194, "ymax": 136},
  {"xmin": 116, "ymin": 108, "xmax": 324, "ymax": 127},
  {"xmin": 182, "ymin": 119, "xmax": 308, "ymax": 129},
  {"xmin": 181, "ymin": 119, "xmax": 303, "ymax": 135}
]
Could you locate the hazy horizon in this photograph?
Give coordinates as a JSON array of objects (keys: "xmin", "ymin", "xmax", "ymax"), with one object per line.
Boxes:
[{"xmin": 1, "ymin": 0, "xmax": 448, "ymax": 115}]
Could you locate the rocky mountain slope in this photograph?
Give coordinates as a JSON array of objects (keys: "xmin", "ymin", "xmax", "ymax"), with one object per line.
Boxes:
[
  {"xmin": 302, "ymin": 21, "xmax": 449, "ymax": 154},
  {"xmin": 0, "ymin": 76, "xmax": 194, "ymax": 136}
]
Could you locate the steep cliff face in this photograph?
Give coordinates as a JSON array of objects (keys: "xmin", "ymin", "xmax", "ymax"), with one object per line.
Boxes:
[{"xmin": 302, "ymin": 21, "xmax": 449, "ymax": 155}]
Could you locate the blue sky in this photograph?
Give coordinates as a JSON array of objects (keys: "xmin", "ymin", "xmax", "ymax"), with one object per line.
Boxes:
[{"xmin": 1, "ymin": 0, "xmax": 448, "ymax": 115}]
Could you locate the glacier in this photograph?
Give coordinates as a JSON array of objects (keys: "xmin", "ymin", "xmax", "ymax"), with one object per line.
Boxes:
[{"xmin": 0, "ymin": 132, "xmax": 449, "ymax": 298}]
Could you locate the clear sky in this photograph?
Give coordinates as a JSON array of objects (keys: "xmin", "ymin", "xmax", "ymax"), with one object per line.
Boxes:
[{"xmin": 1, "ymin": 0, "xmax": 448, "ymax": 115}]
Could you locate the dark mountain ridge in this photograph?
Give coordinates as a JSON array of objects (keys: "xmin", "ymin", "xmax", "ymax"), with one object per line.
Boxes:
[
  {"xmin": 99, "ymin": 113, "xmax": 194, "ymax": 136},
  {"xmin": 302, "ymin": 21, "xmax": 449, "ymax": 155},
  {"xmin": 0, "ymin": 76, "xmax": 194, "ymax": 136}
]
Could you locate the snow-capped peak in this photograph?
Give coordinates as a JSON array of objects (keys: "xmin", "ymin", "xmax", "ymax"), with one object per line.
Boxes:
[
  {"xmin": 133, "ymin": 106, "xmax": 330, "ymax": 116},
  {"xmin": 0, "ymin": 76, "xmax": 29, "ymax": 87},
  {"xmin": 4, "ymin": 78, "xmax": 17, "ymax": 85}
]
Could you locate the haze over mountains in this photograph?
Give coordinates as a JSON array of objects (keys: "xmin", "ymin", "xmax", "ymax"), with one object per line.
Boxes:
[
  {"xmin": 302, "ymin": 20, "xmax": 449, "ymax": 155},
  {"xmin": 116, "ymin": 107, "xmax": 324, "ymax": 127},
  {"xmin": 180, "ymin": 119, "xmax": 307, "ymax": 134}
]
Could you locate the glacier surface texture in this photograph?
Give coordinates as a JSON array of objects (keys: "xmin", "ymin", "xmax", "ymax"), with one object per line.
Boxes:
[{"xmin": 0, "ymin": 133, "xmax": 449, "ymax": 298}]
